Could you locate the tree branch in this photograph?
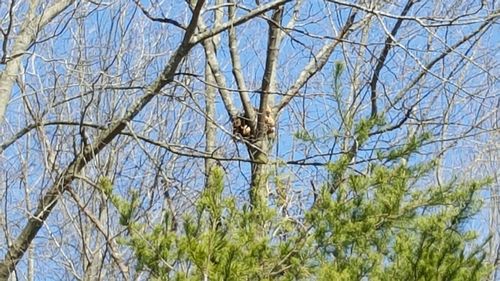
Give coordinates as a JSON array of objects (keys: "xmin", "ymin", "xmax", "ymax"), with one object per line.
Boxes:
[
  {"xmin": 190, "ymin": 0, "xmax": 291, "ymax": 44},
  {"xmin": 278, "ymin": 12, "xmax": 357, "ymax": 112},
  {"xmin": 370, "ymin": 0, "xmax": 415, "ymax": 118},
  {"xmin": 257, "ymin": 6, "xmax": 284, "ymax": 135},
  {"xmin": 202, "ymin": 35, "xmax": 239, "ymax": 120},
  {"xmin": 133, "ymin": 0, "xmax": 185, "ymax": 29},
  {"xmin": 0, "ymin": 0, "xmax": 75, "ymax": 124},
  {"xmin": 0, "ymin": 1, "xmax": 205, "ymax": 277},
  {"xmin": 227, "ymin": 0, "xmax": 255, "ymax": 122},
  {"xmin": 391, "ymin": 15, "xmax": 497, "ymax": 108}
]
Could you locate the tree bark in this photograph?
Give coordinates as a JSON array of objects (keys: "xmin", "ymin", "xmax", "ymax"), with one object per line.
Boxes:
[
  {"xmin": 248, "ymin": 144, "xmax": 271, "ymax": 210},
  {"xmin": 0, "ymin": 0, "xmax": 75, "ymax": 124},
  {"xmin": 204, "ymin": 63, "xmax": 217, "ymax": 183}
]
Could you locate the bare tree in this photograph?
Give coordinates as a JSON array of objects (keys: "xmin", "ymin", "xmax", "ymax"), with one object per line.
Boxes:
[
  {"xmin": 0, "ymin": 0, "xmax": 287, "ymax": 279},
  {"xmin": 0, "ymin": 0, "xmax": 75, "ymax": 123}
]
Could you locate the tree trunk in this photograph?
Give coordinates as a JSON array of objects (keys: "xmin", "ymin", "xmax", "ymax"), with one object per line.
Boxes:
[
  {"xmin": 248, "ymin": 139, "xmax": 272, "ymax": 210},
  {"xmin": 204, "ymin": 62, "xmax": 217, "ymax": 184}
]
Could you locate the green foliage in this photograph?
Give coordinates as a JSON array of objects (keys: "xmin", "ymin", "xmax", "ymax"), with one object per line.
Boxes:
[
  {"xmin": 98, "ymin": 177, "xmax": 139, "ymax": 226},
  {"xmin": 308, "ymin": 162, "xmax": 491, "ymax": 280},
  {"xmin": 380, "ymin": 132, "xmax": 432, "ymax": 162},
  {"xmin": 101, "ymin": 166, "xmax": 310, "ymax": 280},
  {"xmin": 333, "ymin": 60, "xmax": 345, "ymax": 97},
  {"xmin": 293, "ymin": 130, "xmax": 316, "ymax": 142},
  {"xmin": 101, "ymin": 130, "xmax": 491, "ymax": 280}
]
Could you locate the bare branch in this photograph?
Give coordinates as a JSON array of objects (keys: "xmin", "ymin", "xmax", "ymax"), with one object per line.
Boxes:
[
  {"xmin": 277, "ymin": 12, "xmax": 357, "ymax": 112},
  {"xmin": 133, "ymin": 0, "xmax": 185, "ymax": 29},
  {"xmin": 66, "ymin": 188, "xmax": 130, "ymax": 281},
  {"xmin": 0, "ymin": 0, "xmax": 75, "ymax": 124},
  {"xmin": 0, "ymin": 1, "xmax": 206, "ymax": 277},
  {"xmin": 326, "ymin": 0, "xmax": 498, "ymax": 27},
  {"xmin": 190, "ymin": 0, "xmax": 291, "ymax": 44},
  {"xmin": 258, "ymin": 6, "xmax": 284, "ymax": 125},
  {"xmin": 202, "ymin": 39, "xmax": 239, "ymax": 120},
  {"xmin": 227, "ymin": 0, "xmax": 255, "ymax": 122},
  {"xmin": 370, "ymin": 0, "xmax": 416, "ymax": 118},
  {"xmin": 391, "ymin": 15, "xmax": 498, "ymax": 109}
]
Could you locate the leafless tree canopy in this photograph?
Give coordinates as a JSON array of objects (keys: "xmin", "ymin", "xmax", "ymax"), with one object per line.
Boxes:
[{"xmin": 0, "ymin": 0, "xmax": 498, "ymax": 280}]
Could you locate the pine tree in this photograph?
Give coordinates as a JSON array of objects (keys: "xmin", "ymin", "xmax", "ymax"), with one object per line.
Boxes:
[{"xmin": 99, "ymin": 126, "xmax": 491, "ymax": 280}]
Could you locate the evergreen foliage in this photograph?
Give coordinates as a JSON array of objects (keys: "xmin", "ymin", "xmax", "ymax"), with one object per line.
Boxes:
[{"xmin": 99, "ymin": 132, "xmax": 491, "ymax": 280}]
